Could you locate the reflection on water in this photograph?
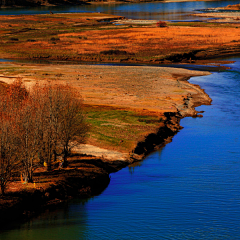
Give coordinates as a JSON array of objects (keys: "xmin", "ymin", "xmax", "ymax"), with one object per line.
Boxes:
[
  {"xmin": 128, "ymin": 148, "xmax": 163, "ymax": 175},
  {"xmin": 1, "ymin": 202, "xmax": 89, "ymax": 240}
]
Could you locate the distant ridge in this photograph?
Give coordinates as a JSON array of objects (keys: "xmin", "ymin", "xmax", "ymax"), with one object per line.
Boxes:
[
  {"xmin": 0, "ymin": 0, "xmax": 162, "ymax": 7},
  {"xmin": 0, "ymin": 0, "xmax": 88, "ymax": 7}
]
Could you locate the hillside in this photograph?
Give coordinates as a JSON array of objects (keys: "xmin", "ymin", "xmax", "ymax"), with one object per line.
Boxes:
[{"xmin": 0, "ymin": 0, "xmax": 160, "ymax": 7}]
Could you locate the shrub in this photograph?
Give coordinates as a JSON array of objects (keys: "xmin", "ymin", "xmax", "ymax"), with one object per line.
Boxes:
[
  {"xmin": 156, "ymin": 21, "xmax": 167, "ymax": 28},
  {"xmin": 9, "ymin": 38, "xmax": 19, "ymax": 41},
  {"xmin": 50, "ymin": 37, "xmax": 60, "ymax": 41}
]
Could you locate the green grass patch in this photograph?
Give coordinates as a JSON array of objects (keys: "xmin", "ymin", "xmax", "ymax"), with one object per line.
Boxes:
[{"xmin": 84, "ymin": 107, "xmax": 162, "ymax": 151}]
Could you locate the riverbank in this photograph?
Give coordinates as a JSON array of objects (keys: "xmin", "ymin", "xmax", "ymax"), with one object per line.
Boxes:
[
  {"xmin": 192, "ymin": 11, "xmax": 240, "ymax": 23},
  {"xmin": 191, "ymin": 3, "xmax": 240, "ymax": 23},
  {"xmin": 0, "ymin": 60, "xmax": 212, "ymax": 226},
  {"xmin": 0, "ymin": 62, "xmax": 212, "ymax": 153}
]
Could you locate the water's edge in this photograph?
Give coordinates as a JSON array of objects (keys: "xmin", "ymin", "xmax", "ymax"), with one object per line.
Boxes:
[{"xmin": 0, "ymin": 68, "xmax": 212, "ymax": 229}]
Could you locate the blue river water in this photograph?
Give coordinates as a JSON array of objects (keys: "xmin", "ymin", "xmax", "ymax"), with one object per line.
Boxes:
[
  {"xmin": 1, "ymin": 1, "xmax": 240, "ymax": 239},
  {"xmin": 0, "ymin": 0, "xmax": 240, "ymax": 20}
]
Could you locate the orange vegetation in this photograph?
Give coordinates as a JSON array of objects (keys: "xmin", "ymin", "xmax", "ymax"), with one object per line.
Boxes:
[
  {"xmin": 59, "ymin": 26, "xmax": 240, "ymax": 56},
  {"xmin": 0, "ymin": 13, "xmax": 240, "ymax": 63}
]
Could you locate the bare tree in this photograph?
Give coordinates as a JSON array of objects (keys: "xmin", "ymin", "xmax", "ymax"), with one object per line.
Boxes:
[
  {"xmin": 31, "ymin": 84, "xmax": 63, "ymax": 170},
  {"xmin": 16, "ymin": 100, "xmax": 42, "ymax": 183},
  {"xmin": 0, "ymin": 80, "xmax": 88, "ymax": 191},
  {"xmin": 0, "ymin": 117, "xmax": 19, "ymax": 195},
  {"xmin": 31, "ymin": 83, "xmax": 88, "ymax": 168},
  {"xmin": 56, "ymin": 85, "xmax": 88, "ymax": 166},
  {"xmin": 0, "ymin": 79, "xmax": 26, "ymax": 194}
]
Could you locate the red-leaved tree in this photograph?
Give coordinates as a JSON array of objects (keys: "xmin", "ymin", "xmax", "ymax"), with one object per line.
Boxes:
[
  {"xmin": 0, "ymin": 79, "xmax": 27, "ymax": 194},
  {"xmin": 0, "ymin": 79, "xmax": 88, "ymax": 194}
]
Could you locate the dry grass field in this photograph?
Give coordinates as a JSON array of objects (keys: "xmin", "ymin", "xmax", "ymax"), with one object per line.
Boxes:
[
  {"xmin": 0, "ymin": 13, "xmax": 240, "ymax": 63},
  {"xmin": 0, "ymin": 62, "xmax": 211, "ymax": 153}
]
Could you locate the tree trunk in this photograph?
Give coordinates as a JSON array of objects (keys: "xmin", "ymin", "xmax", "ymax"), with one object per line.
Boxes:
[
  {"xmin": 22, "ymin": 172, "xmax": 28, "ymax": 183},
  {"xmin": 0, "ymin": 183, "xmax": 5, "ymax": 196},
  {"xmin": 63, "ymin": 148, "xmax": 68, "ymax": 168},
  {"xmin": 47, "ymin": 152, "xmax": 52, "ymax": 171},
  {"xmin": 28, "ymin": 170, "xmax": 33, "ymax": 183}
]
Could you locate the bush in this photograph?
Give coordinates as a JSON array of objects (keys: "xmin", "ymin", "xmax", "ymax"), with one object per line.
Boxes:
[
  {"xmin": 9, "ymin": 38, "xmax": 19, "ymax": 41},
  {"xmin": 50, "ymin": 37, "xmax": 60, "ymax": 41},
  {"xmin": 156, "ymin": 21, "xmax": 167, "ymax": 28}
]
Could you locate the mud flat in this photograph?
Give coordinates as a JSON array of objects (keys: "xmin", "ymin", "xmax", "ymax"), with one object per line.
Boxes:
[
  {"xmin": 192, "ymin": 3, "xmax": 240, "ymax": 23},
  {"xmin": 192, "ymin": 11, "xmax": 240, "ymax": 23}
]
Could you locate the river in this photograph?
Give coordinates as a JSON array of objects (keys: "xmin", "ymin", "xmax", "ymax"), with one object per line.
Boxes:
[
  {"xmin": 0, "ymin": 0, "xmax": 240, "ymax": 21},
  {"xmin": 1, "ymin": 1, "xmax": 240, "ymax": 239}
]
